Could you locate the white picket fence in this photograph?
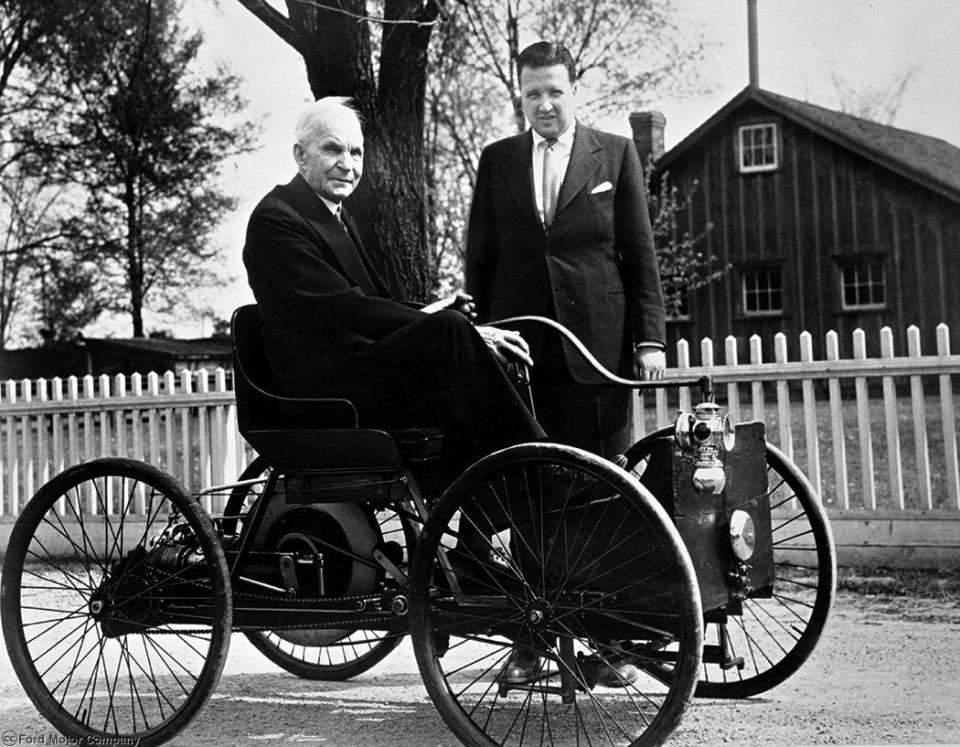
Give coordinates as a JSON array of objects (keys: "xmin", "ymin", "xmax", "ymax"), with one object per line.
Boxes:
[
  {"xmin": 1, "ymin": 369, "xmax": 245, "ymax": 517},
  {"xmin": 2, "ymin": 323, "xmax": 960, "ymax": 520}
]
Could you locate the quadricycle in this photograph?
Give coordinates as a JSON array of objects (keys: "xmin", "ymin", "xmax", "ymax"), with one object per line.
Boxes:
[{"xmin": 1, "ymin": 305, "xmax": 836, "ymax": 746}]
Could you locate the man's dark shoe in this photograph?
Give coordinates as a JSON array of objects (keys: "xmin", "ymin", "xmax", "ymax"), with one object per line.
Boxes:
[
  {"xmin": 597, "ymin": 660, "xmax": 640, "ymax": 688},
  {"xmin": 498, "ymin": 647, "xmax": 542, "ymax": 685}
]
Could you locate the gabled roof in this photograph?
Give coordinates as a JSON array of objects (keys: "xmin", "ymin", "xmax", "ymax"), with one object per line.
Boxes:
[{"xmin": 655, "ymin": 86, "xmax": 960, "ymax": 204}]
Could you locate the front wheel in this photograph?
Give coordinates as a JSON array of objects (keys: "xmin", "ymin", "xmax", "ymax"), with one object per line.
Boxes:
[
  {"xmin": 1, "ymin": 458, "xmax": 231, "ymax": 747},
  {"xmin": 409, "ymin": 443, "xmax": 703, "ymax": 747}
]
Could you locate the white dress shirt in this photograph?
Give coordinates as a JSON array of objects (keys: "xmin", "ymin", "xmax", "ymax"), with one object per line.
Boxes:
[
  {"xmin": 531, "ymin": 124, "xmax": 575, "ymax": 226},
  {"xmin": 318, "ymin": 194, "xmax": 344, "ymax": 223}
]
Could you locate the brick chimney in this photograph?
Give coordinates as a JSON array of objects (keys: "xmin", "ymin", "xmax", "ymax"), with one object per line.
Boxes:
[{"xmin": 629, "ymin": 111, "xmax": 666, "ymax": 170}]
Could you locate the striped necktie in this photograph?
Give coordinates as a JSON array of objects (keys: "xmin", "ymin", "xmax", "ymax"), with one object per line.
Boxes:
[{"xmin": 541, "ymin": 138, "xmax": 560, "ymax": 231}]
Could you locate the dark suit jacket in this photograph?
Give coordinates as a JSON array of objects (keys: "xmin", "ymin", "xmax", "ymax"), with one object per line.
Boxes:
[
  {"xmin": 243, "ymin": 174, "xmax": 424, "ymax": 387},
  {"xmin": 466, "ymin": 123, "xmax": 665, "ymax": 383}
]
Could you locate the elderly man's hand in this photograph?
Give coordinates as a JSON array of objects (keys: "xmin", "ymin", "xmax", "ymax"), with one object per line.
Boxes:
[
  {"xmin": 634, "ymin": 346, "xmax": 666, "ymax": 381},
  {"xmin": 477, "ymin": 326, "xmax": 533, "ymax": 367},
  {"xmin": 422, "ymin": 292, "xmax": 477, "ymax": 320}
]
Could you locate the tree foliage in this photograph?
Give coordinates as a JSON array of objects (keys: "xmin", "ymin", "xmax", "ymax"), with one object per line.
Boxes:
[
  {"xmin": 1, "ymin": 0, "xmax": 257, "ymax": 342},
  {"xmin": 647, "ymin": 172, "xmax": 725, "ymax": 319},
  {"xmin": 829, "ymin": 67, "xmax": 917, "ymax": 126}
]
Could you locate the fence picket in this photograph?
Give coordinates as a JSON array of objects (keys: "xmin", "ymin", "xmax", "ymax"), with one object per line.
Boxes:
[
  {"xmin": 774, "ymin": 335, "xmax": 793, "ymax": 461},
  {"xmin": 800, "ymin": 332, "xmax": 821, "ymax": 497},
  {"xmin": 180, "ymin": 370, "xmax": 193, "ymax": 493},
  {"xmin": 937, "ymin": 325, "xmax": 960, "ymax": 509},
  {"xmin": 164, "ymin": 371, "xmax": 175, "ymax": 475},
  {"xmin": 749, "ymin": 335, "xmax": 765, "ymax": 423},
  {"xmin": 4, "ymin": 380, "xmax": 17, "ymax": 515},
  {"xmin": 67, "ymin": 377, "xmax": 79, "ymax": 474},
  {"xmin": 20, "ymin": 379, "xmax": 34, "ymax": 501},
  {"xmin": 880, "ymin": 329, "xmax": 904, "ymax": 509},
  {"xmin": 826, "ymin": 332, "xmax": 849, "ymax": 509},
  {"xmin": 197, "ymin": 369, "xmax": 211, "ymax": 512},
  {"xmin": 147, "ymin": 373, "xmax": 160, "ymax": 467},
  {"xmin": 132, "ymin": 374, "xmax": 145, "ymax": 464},
  {"xmin": 907, "ymin": 328, "xmax": 932, "ymax": 510},
  {"xmin": 724, "ymin": 336, "xmax": 741, "ymax": 424},
  {"xmin": 677, "ymin": 339, "xmax": 691, "ymax": 413},
  {"xmin": 853, "ymin": 330, "xmax": 876, "ymax": 509}
]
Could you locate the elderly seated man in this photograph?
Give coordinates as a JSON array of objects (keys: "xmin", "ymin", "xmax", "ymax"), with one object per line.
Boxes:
[{"xmin": 242, "ymin": 96, "xmax": 542, "ymax": 525}]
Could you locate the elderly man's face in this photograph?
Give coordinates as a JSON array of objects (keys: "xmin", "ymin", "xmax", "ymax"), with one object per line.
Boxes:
[{"xmin": 294, "ymin": 115, "xmax": 364, "ymax": 202}]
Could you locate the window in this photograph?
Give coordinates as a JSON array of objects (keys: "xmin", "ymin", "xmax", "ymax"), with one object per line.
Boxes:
[
  {"xmin": 742, "ymin": 267, "xmax": 783, "ymax": 315},
  {"xmin": 738, "ymin": 123, "xmax": 779, "ymax": 173},
  {"xmin": 840, "ymin": 260, "xmax": 886, "ymax": 310}
]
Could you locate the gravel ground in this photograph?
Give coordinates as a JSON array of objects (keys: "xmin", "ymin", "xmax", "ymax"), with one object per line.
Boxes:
[{"xmin": 2, "ymin": 573, "xmax": 959, "ymax": 747}]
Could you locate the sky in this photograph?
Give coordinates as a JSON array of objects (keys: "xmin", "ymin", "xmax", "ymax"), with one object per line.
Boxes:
[{"xmin": 117, "ymin": 0, "xmax": 960, "ymax": 338}]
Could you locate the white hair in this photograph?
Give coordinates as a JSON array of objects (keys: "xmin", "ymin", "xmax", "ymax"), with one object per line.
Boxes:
[{"xmin": 294, "ymin": 97, "xmax": 362, "ymax": 146}]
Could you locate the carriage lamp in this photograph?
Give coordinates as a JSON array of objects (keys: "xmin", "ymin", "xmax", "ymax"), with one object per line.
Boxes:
[{"xmin": 674, "ymin": 402, "xmax": 735, "ymax": 494}]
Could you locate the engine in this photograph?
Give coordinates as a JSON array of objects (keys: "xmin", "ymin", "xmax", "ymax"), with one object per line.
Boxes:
[{"xmin": 248, "ymin": 498, "xmax": 385, "ymax": 645}]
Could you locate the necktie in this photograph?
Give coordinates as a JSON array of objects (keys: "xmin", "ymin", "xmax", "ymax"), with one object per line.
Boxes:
[{"xmin": 541, "ymin": 138, "xmax": 560, "ymax": 231}]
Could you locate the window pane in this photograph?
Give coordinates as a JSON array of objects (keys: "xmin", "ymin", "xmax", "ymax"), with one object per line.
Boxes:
[
  {"xmin": 739, "ymin": 124, "xmax": 778, "ymax": 171},
  {"xmin": 841, "ymin": 261, "xmax": 885, "ymax": 309},
  {"xmin": 743, "ymin": 268, "xmax": 783, "ymax": 314}
]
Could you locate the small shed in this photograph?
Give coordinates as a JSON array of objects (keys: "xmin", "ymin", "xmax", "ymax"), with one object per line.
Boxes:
[{"xmin": 81, "ymin": 337, "xmax": 233, "ymax": 377}]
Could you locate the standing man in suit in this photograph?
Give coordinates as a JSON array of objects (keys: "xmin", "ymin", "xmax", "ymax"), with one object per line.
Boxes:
[
  {"xmin": 243, "ymin": 97, "xmax": 544, "ymax": 481},
  {"xmin": 467, "ymin": 41, "xmax": 667, "ymax": 462}
]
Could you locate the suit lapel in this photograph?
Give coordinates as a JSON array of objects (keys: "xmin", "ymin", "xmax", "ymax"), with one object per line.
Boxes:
[
  {"xmin": 287, "ymin": 175, "xmax": 379, "ymax": 295},
  {"xmin": 340, "ymin": 209, "xmax": 391, "ymax": 297},
  {"xmin": 503, "ymin": 131, "xmax": 545, "ymax": 235},
  {"xmin": 554, "ymin": 124, "xmax": 602, "ymax": 220}
]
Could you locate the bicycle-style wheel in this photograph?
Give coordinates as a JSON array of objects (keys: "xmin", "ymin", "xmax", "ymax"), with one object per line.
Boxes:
[
  {"xmin": 409, "ymin": 443, "xmax": 702, "ymax": 747},
  {"xmin": 625, "ymin": 432, "xmax": 836, "ymax": 698},
  {"xmin": 1, "ymin": 458, "xmax": 231, "ymax": 746}
]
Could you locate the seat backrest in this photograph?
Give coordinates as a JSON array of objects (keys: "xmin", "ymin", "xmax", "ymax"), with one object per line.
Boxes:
[{"xmin": 231, "ymin": 305, "xmax": 358, "ymax": 433}]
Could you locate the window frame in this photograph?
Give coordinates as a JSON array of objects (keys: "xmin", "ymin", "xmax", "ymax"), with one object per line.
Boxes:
[
  {"xmin": 837, "ymin": 257, "xmax": 887, "ymax": 311},
  {"xmin": 740, "ymin": 264, "xmax": 785, "ymax": 318},
  {"xmin": 737, "ymin": 122, "xmax": 780, "ymax": 174}
]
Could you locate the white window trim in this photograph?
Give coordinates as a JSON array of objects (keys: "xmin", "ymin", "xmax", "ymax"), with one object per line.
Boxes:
[
  {"xmin": 741, "ymin": 268, "xmax": 784, "ymax": 317},
  {"xmin": 738, "ymin": 123, "xmax": 780, "ymax": 174},
  {"xmin": 840, "ymin": 261, "xmax": 887, "ymax": 311}
]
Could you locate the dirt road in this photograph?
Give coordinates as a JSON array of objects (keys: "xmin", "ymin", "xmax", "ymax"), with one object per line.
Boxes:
[{"xmin": 2, "ymin": 585, "xmax": 958, "ymax": 747}]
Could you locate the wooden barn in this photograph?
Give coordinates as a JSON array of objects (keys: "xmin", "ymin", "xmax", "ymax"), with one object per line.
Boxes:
[{"xmin": 629, "ymin": 86, "xmax": 960, "ymax": 362}]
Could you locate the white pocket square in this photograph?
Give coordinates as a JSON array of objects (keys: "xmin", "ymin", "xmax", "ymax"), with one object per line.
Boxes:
[{"xmin": 590, "ymin": 181, "xmax": 613, "ymax": 194}]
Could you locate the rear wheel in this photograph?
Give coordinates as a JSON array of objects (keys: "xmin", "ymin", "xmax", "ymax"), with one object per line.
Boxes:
[
  {"xmin": 1, "ymin": 458, "xmax": 231, "ymax": 747},
  {"xmin": 625, "ymin": 432, "xmax": 836, "ymax": 698},
  {"xmin": 223, "ymin": 456, "xmax": 409, "ymax": 680},
  {"xmin": 409, "ymin": 443, "xmax": 702, "ymax": 747}
]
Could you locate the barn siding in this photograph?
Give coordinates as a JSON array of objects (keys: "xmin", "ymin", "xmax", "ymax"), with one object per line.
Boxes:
[{"xmin": 658, "ymin": 101, "xmax": 960, "ymax": 364}]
